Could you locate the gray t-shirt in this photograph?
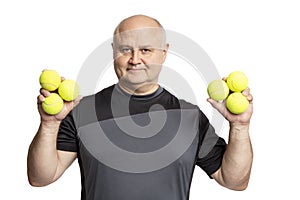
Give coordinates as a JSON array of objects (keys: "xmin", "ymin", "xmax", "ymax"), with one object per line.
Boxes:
[{"xmin": 57, "ymin": 84, "xmax": 226, "ymax": 200}]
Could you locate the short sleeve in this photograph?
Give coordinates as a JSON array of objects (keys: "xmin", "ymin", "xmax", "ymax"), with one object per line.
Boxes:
[
  {"xmin": 57, "ymin": 111, "xmax": 78, "ymax": 152},
  {"xmin": 196, "ymin": 112, "xmax": 227, "ymax": 178}
]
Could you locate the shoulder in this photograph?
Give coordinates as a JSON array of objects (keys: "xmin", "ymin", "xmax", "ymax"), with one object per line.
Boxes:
[
  {"xmin": 78, "ymin": 84, "xmax": 115, "ymax": 105},
  {"xmin": 161, "ymin": 87, "xmax": 199, "ymax": 110},
  {"xmin": 161, "ymin": 87, "xmax": 209, "ymax": 123},
  {"xmin": 71, "ymin": 84, "xmax": 115, "ymax": 127}
]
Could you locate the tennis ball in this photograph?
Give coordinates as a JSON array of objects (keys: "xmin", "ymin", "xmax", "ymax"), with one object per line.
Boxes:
[
  {"xmin": 39, "ymin": 70, "xmax": 61, "ymax": 91},
  {"xmin": 58, "ymin": 79, "xmax": 80, "ymax": 101},
  {"xmin": 226, "ymin": 71, "xmax": 248, "ymax": 92},
  {"xmin": 226, "ymin": 92, "xmax": 249, "ymax": 114},
  {"xmin": 42, "ymin": 93, "xmax": 64, "ymax": 115},
  {"xmin": 207, "ymin": 79, "xmax": 229, "ymax": 101}
]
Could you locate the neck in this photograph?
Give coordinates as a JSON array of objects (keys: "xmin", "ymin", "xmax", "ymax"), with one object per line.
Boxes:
[{"xmin": 118, "ymin": 82, "xmax": 159, "ymax": 95}]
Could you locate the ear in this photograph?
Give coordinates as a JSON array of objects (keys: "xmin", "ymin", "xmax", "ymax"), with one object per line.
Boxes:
[
  {"xmin": 111, "ymin": 43, "xmax": 116, "ymax": 58},
  {"xmin": 162, "ymin": 43, "xmax": 169, "ymax": 61}
]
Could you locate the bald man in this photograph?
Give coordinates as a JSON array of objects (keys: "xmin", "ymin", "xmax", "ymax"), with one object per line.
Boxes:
[{"xmin": 28, "ymin": 15, "xmax": 253, "ymax": 200}]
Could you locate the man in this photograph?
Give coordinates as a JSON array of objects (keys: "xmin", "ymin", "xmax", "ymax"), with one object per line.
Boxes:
[{"xmin": 27, "ymin": 15, "xmax": 253, "ymax": 200}]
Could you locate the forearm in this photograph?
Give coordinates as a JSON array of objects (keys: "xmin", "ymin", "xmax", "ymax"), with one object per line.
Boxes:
[
  {"xmin": 27, "ymin": 121, "xmax": 61, "ymax": 186},
  {"xmin": 219, "ymin": 124, "xmax": 253, "ymax": 190}
]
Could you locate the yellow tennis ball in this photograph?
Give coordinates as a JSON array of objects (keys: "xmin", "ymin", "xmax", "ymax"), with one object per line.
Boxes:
[
  {"xmin": 226, "ymin": 71, "xmax": 248, "ymax": 92},
  {"xmin": 58, "ymin": 79, "xmax": 80, "ymax": 101},
  {"xmin": 226, "ymin": 92, "xmax": 249, "ymax": 114},
  {"xmin": 207, "ymin": 79, "xmax": 230, "ymax": 101},
  {"xmin": 39, "ymin": 70, "xmax": 61, "ymax": 91},
  {"xmin": 42, "ymin": 93, "xmax": 64, "ymax": 115}
]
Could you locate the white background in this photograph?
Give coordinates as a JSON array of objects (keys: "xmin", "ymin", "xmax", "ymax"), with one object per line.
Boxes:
[{"xmin": 1, "ymin": 0, "xmax": 300, "ymax": 199}]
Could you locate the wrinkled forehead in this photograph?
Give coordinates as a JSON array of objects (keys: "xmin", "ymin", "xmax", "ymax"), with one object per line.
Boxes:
[{"xmin": 113, "ymin": 27, "xmax": 166, "ymax": 49}]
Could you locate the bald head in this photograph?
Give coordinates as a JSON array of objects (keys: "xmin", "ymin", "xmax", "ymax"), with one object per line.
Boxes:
[
  {"xmin": 112, "ymin": 15, "xmax": 167, "ymax": 52},
  {"xmin": 114, "ymin": 15, "xmax": 163, "ymax": 35}
]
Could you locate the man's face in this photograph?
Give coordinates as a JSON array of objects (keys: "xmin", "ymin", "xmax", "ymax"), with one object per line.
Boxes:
[{"xmin": 113, "ymin": 28, "xmax": 169, "ymax": 91}]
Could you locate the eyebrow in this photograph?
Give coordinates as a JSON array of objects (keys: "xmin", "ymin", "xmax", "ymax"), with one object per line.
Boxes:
[
  {"xmin": 117, "ymin": 45, "xmax": 154, "ymax": 49},
  {"xmin": 117, "ymin": 45, "xmax": 132, "ymax": 48},
  {"xmin": 139, "ymin": 45, "xmax": 153, "ymax": 49}
]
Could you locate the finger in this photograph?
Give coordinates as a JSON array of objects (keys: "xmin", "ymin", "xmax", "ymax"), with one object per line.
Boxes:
[
  {"xmin": 247, "ymin": 93, "xmax": 253, "ymax": 103},
  {"xmin": 242, "ymin": 87, "xmax": 250, "ymax": 96},
  {"xmin": 39, "ymin": 88, "xmax": 51, "ymax": 97},
  {"xmin": 222, "ymin": 77, "xmax": 228, "ymax": 82},
  {"xmin": 37, "ymin": 94, "xmax": 45, "ymax": 104},
  {"xmin": 242, "ymin": 88, "xmax": 253, "ymax": 102}
]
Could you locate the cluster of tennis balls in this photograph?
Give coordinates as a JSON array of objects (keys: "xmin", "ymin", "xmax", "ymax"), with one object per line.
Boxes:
[
  {"xmin": 39, "ymin": 69, "xmax": 80, "ymax": 115},
  {"xmin": 207, "ymin": 71, "xmax": 249, "ymax": 114}
]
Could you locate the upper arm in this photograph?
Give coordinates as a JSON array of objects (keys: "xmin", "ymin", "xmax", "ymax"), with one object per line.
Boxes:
[
  {"xmin": 196, "ymin": 125, "xmax": 227, "ymax": 178},
  {"xmin": 52, "ymin": 150, "xmax": 77, "ymax": 182},
  {"xmin": 54, "ymin": 110, "xmax": 78, "ymax": 181}
]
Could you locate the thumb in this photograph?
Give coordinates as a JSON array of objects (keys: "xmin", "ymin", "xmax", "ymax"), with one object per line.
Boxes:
[
  {"xmin": 207, "ymin": 98, "xmax": 227, "ymax": 114},
  {"xmin": 65, "ymin": 95, "xmax": 83, "ymax": 111},
  {"xmin": 73, "ymin": 95, "xmax": 83, "ymax": 107},
  {"xmin": 207, "ymin": 98, "xmax": 220, "ymax": 109}
]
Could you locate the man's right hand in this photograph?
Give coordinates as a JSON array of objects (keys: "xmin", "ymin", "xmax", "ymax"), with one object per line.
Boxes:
[{"xmin": 27, "ymin": 86, "xmax": 81, "ymax": 186}]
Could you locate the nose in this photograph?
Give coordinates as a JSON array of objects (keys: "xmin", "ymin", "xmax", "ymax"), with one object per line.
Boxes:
[{"xmin": 129, "ymin": 50, "xmax": 142, "ymax": 65}]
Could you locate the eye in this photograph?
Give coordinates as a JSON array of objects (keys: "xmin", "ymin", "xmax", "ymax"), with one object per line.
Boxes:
[
  {"xmin": 141, "ymin": 48, "xmax": 151, "ymax": 54},
  {"xmin": 120, "ymin": 47, "xmax": 132, "ymax": 54}
]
